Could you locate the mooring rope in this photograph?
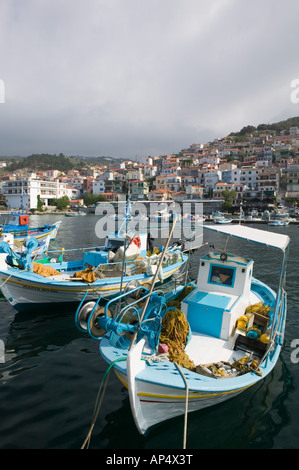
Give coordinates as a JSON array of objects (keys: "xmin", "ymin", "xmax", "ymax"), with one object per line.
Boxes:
[
  {"xmin": 174, "ymin": 363, "xmax": 189, "ymax": 450},
  {"xmin": 0, "ymin": 272, "xmax": 14, "ymax": 289},
  {"xmin": 81, "ymin": 357, "xmax": 127, "ymax": 449}
]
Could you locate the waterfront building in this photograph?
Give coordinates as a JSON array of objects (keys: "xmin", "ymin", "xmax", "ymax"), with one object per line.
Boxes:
[
  {"xmin": 285, "ymin": 164, "xmax": 299, "ymax": 198},
  {"xmin": 1, "ymin": 177, "xmax": 79, "ymax": 209}
]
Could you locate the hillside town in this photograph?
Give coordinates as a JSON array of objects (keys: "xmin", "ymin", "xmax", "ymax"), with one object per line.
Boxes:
[{"xmin": 1, "ymin": 125, "xmax": 299, "ymax": 216}]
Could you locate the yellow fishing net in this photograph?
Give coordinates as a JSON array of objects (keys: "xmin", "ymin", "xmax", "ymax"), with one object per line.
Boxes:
[
  {"xmin": 232, "ymin": 356, "xmax": 262, "ymax": 376},
  {"xmin": 166, "ymin": 285, "xmax": 195, "ymax": 309},
  {"xmin": 32, "ymin": 262, "xmax": 62, "ymax": 277},
  {"xmin": 245, "ymin": 302, "xmax": 270, "ymax": 317},
  {"xmin": 159, "ymin": 308, "xmax": 195, "ymax": 371}
]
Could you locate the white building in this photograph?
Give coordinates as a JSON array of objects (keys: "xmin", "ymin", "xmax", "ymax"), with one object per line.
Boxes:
[
  {"xmin": 126, "ymin": 168, "xmax": 144, "ymax": 181},
  {"xmin": 239, "ymin": 167, "xmax": 259, "ymax": 189},
  {"xmin": 144, "ymin": 165, "xmax": 158, "ymax": 178},
  {"xmin": 289, "ymin": 127, "xmax": 299, "ymax": 136},
  {"xmin": 93, "ymin": 179, "xmax": 105, "ymax": 195},
  {"xmin": 286, "ymin": 164, "xmax": 299, "ymax": 197},
  {"xmin": 198, "ymin": 169, "xmax": 221, "ymax": 189},
  {"xmin": 199, "ymin": 156, "xmax": 220, "ymax": 166},
  {"xmin": 1, "ymin": 178, "xmax": 79, "ymax": 209}
]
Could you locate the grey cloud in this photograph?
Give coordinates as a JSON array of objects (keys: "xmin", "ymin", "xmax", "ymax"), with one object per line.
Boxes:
[{"xmin": 0, "ymin": 0, "xmax": 299, "ymax": 159}]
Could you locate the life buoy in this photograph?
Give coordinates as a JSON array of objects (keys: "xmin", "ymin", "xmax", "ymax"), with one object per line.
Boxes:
[{"xmin": 132, "ymin": 236, "xmax": 141, "ymax": 248}]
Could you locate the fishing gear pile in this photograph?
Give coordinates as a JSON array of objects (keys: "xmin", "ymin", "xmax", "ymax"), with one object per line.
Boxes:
[{"xmin": 159, "ymin": 308, "xmax": 195, "ymax": 371}]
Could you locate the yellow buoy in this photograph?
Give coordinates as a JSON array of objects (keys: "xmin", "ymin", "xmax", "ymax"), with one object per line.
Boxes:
[
  {"xmin": 236, "ymin": 315, "xmax": 249, "ymax": 329},
  {"xmin": 260, "ymin": 333, "xmax": 270, "ymax": 344}
]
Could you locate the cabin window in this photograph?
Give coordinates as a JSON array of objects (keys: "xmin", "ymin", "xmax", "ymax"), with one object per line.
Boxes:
[{"xmin": 209, "ymin": 265, "xmax": 235, "ymax": 287}]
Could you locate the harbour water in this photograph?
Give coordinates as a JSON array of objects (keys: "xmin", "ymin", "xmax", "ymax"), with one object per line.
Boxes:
[{"xmin": 0, "ymin": 214, "xmax": 298, "ymax": 450}]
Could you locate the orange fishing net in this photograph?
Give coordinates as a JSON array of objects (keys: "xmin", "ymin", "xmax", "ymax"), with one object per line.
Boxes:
[{"xmin": 32, "ymin": 262, "xmax": 62, "ymax": 277}]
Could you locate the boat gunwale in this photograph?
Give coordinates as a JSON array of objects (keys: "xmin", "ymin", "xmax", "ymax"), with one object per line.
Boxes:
[{"xmin": 0, "ymin": 255, "xmax": 188, "ymax": 290}]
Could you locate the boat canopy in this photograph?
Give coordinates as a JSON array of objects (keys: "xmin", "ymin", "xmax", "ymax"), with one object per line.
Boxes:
[{"xmin": 204, "ymin": 224, "xmax": 290, "ymax": 252}]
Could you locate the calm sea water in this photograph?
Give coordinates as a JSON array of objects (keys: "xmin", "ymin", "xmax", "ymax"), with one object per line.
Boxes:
[{"xmin": 0, "ymin": 214, "xmax": 298, "ymax": 451}]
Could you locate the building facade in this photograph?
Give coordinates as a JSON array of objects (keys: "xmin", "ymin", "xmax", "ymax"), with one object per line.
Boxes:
[{"xmin": 1, "ymin": 178, "xmax": 79, "ymax": 209}]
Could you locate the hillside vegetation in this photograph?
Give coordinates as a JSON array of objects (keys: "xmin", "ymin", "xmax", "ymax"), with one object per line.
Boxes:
[
  {"xmin": 2, "ymin": 153, "xmax": 126, "ymax": 172},
  {"xmin": 231, "ymin": 116, "xmax": 299, "ymax": 137}
]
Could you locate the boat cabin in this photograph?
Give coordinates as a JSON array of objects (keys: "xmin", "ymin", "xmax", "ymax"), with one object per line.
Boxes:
[
  {"xmin": 82, "ymin": 232, "xmax": 148, "ymax": 267},
  {"xmin": 181, "ymin": 251, "xmax": 254, "ymax": 341},
  {"xmin": 5, "ymin": 213, "xmax": 29, "ymax": 229}
]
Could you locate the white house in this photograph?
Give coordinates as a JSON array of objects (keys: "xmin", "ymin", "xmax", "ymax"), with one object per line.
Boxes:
[
  {"xmin": 1, "ymin": 178, "xmax": 79, "ymax": 209},
  {"xmin": 93, "ymin": 179, "xmax": 106, "ymax": 194},
  {"xmin": 198, "ymin": 169, "xmax": 221, "ymax": 189},
  {"xmin": 126, "ymin": 168, "xmax": 144, "ymax": 181},
  {"xmin": 239, "ymin": 167, "xmax": 259, "ymax": 189},
  {"xmin": 144, "ymin": 165, "xmax": 158, "ymax": 178}
]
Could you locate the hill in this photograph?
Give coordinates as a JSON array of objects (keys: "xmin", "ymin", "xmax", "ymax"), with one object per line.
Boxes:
[
  {"xmin": 230, "ymin": 116, "xmax": 299, "ymax": 136},
  {"xmin": 3, "ymin": 153, "xmax": 126, "ymax": 172}
]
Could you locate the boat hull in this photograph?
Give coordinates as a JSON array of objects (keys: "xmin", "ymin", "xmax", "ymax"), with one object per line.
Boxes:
[
  {"xmin": 100, "ymin": 336, "xmax": 281, "ymax": 435},
  {"xmin": 82, "ymin": 224, "xmax": 289, "ymax": 436},
  {"xmin": 1, "ymin": 222, "xmax": 61, "ymax": 246},
  {"xmin": 0, "ymin": 257, "xmax": 187, "ymax": 312},
  {"xmin": 117, "ymin": 371, "xmax": 250, "ymax": 432}
]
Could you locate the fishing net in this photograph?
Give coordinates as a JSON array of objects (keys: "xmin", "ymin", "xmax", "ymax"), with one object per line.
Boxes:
[
  {"xmin": 74, "ymin": 267, "xmax": 97, "ymax": 283},
  {"xmin": 245, "ymin": 302, "xmax": 270, "ymax": 317},
  {"xmin": 166, "ymin": 285, "xmax": 195, "ymax": 309},
  {"xmin": 159, "ymin": 308, "xmax": 195, "ymax": 371},
  {"xmin": 32, "ymin": 262, "xmax": 62, "ymax": 277}
]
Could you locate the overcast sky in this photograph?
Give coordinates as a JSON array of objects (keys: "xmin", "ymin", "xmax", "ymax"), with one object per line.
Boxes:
[{"xmin": 1, "ymin": 0, "xmax": 299, "ymax": 160}]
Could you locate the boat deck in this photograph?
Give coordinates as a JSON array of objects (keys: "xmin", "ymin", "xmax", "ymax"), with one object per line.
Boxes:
[{"xmin": 185, "ymin": 331, "xmax": 244, "ymax": 365}]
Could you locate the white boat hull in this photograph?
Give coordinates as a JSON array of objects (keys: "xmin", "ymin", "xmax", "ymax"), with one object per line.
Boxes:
[
  {"xmin": 117, "ymin": 370, "xmax": 249, "ymax": 433},
  {"xmin": 101, "ymin": 334, "xmax": 281, "ymax": 435},
  {"xmin": 0, "ymin": 259, "xmax": 186, "ymax": 312}
]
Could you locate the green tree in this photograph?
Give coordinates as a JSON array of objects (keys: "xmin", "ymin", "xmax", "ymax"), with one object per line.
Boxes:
[
  {"xmin": 56, "ymin": 195, "xmax": 70, "ymax": 210},
  {"xmin": 37, "ymin": 195, "xmax": 44, "ymax": 211},
  {"xmin": 221, "ymin": 189, "xmax": 237, "ymax": 211},
  {"xmin": 83, "ymin": 193, "xmax": 107, "ymax": 206}
]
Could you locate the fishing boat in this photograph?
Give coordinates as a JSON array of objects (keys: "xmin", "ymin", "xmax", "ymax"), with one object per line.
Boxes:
[
  {"xmin": 176, "ymin": 213, "xmax": 206, "ymax": 223},
  {"xmin": 268, "ymin": 220, "xmax": 290, "ymax": 227},
  {"xmin": 0, "ymin": 232, "xmax": 50, "ymax": 259},
  {"xmin": 0, "ymin": 236, "xmax": 51, "ymax": 271},
  {"xmin": 0, "ymin": 223, "xmax": 187, "ymax": 312},
  {"xmin": 214, "ymin": 217, "xmax": 232, "ymax": 224},
  {"xmin": 212, "ymin": 211, "xmax": 232, "ymax": 224},
  {"xmin": 65, "ymin": 212, "xmax": 86, "ymax": 217},
  {"xmin": 0, "ymin": 212, "xmax": 61, "ymax": 246},
  {"xmin": 75, "ymin": 224, "xmax": 290, "ymax": 438}
]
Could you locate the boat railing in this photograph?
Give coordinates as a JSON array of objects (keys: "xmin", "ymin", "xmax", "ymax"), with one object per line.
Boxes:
[{"xmin": 43, "ymin": 245, "xmax": 184, "ymax": 271}]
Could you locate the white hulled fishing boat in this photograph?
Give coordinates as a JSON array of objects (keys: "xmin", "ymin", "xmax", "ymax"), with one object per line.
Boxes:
[{"xmin": 75, "ymin": 224, "xmax": 290, "ymax": 440}]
